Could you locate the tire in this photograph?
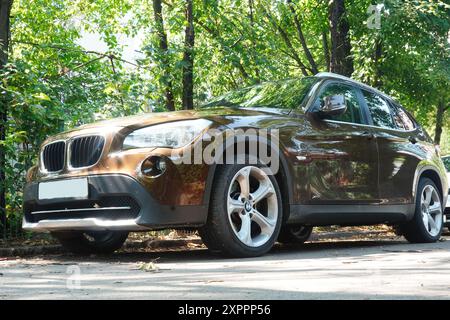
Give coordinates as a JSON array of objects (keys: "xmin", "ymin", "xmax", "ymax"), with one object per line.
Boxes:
[
  {"xmin": 278, "ymin": 225, "xmax": 313, "ymax": 244},
  {"xmin": 400, "ymin": 178, "xmax": 443, "ymax": 243},
  {"xmin": 52, "ymin": 230, "xmax": 129, "ymax": 254},
  {"xmin": 199, "ymin": 163, "xmax": 283, "ymax": 257},
  {"xmin": 197, "ymin": 227, "xmax": 222, "ymax": 253}
]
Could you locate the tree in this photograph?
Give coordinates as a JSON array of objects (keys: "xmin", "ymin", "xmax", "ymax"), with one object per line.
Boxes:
[
  {"xmin": 287, "ymin": 0, "xmax": 318, "ymax": 74},
  {"xmin": 0, "ymin": 0, "xmax": 13, "ymax": 237},
  {"xmin": 328, "ymin": 0, "xmax": 353, "ymax": 76},
  {"xmin": 152, "ymin": 0, "xmax": 175, "ymax": 111},
  {"xmin": 182, "ymin": 0, "xmax": 194, "ymax": 110},
  {"xmin": 322, "ymin": 32, "xmax": 330, "ymax": 71},
  {"xmin": 262, "ymin": 5, "xmax": 310, "ymax": 76},
  {"xmin": 350, "ymin": 0, "xmax": 449, "ymax": 146},
  {"xmin": 434, "ymin": 100, "xmax": 446, "ymax": 145}
]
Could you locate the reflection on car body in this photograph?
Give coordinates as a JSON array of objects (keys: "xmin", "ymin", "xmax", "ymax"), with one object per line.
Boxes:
[{"xmin": 23, "ymin": 72, "xmax": 449, "ymax": 257}]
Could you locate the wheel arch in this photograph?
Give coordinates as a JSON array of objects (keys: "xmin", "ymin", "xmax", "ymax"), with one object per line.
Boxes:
[
  {"xmin": 413, "ymin": 165, "xmax": 444, "ymax": 204},
  {"xmin": 202, "ymin": 131, "xmax": 294, "ymax": 223}
]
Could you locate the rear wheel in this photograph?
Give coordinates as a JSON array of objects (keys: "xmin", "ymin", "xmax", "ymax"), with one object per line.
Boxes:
[
  {"xmin": 278, "ymin": 225, "xmax": 313, "ymax": 244},
  {"xmin": 400, "ymin": 178, "xmax": 443, "ymax": 243},
  {"xmin": 199, "ymin": 163, "xmax": 283, "ymax": 257},
  {"xmin": 52, "ymin": 230, "xmax": 128, "ymax": 254}
]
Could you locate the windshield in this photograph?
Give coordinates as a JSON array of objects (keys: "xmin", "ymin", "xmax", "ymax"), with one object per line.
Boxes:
[
  {"xmin": 203, "ymin": 77, "xmax": 318, "ymax": 110},
  {"xmin": 443, "ymin": 156, "xmax": 450, "ymax": 172}
]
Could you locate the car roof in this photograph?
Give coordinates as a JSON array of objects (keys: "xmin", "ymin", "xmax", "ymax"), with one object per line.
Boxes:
[{"xmin": 315, "ymin": 72, "xmax": 395, "ymax": 103}]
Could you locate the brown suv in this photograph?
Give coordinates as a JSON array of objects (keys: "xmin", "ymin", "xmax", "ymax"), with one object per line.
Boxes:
[{"xmin": 23, "ymin": 72, "xmax": 448, "ymax": 257}]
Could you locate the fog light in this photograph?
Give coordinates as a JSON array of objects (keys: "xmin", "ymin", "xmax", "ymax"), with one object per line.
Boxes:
[
  {"xmin": 157, "ymin": 158, "xmax": 166, "ymax": 171},
  {"xmin": 141, "ymin": 156, "xmax": 167, "ymax": 178}
]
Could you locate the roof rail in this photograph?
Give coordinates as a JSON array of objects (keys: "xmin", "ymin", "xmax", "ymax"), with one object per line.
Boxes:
[
  {"xmin": 315, "ymin": 72, "xmax": 392, "ymax": 101},
  {"xmin": 315, "ymin": 72, "xmax": 354, "ymax": 81}
]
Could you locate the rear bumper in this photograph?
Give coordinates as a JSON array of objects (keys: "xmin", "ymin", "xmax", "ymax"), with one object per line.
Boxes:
[
  {"xmin": 445, "ymin": 192, "xmax": 450, "ymax": 227},
  {"xmin": 22, "ymin": 174, "xmax": 208, "ymax": 232},
  {"xmin": 446, "ymin": 191, "xmax": 450, "ymax": 211}
]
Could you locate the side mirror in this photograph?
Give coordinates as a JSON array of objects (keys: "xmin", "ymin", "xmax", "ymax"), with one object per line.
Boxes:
[{"xmin": 318, "ymin": 94, "xmax": 347, "ymax": 117}]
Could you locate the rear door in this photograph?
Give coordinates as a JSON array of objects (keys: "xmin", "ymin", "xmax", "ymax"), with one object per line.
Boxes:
[{"xmin": 361, "ymin": 89, "xmax": 420, "ymax": 205}]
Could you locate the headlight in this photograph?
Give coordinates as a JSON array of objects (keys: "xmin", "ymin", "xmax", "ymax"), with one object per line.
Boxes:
[{"xmin": 123, "ymin": 119, "xmax": 212, "ymax": 149}]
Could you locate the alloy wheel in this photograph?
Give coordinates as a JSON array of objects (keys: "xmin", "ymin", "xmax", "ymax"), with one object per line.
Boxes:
[
  {"xmin": 420, "ymin": 184, "xmax": 443, "ymax": 237},
  {"xmin": 227, "ymin": 166, "xmax": 278, "ymax": 247}
]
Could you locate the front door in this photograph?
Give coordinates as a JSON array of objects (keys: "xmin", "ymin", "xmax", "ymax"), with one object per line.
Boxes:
[{"xmin": 304, "ymin": 82, "xmax": 379, "ymax": 204}]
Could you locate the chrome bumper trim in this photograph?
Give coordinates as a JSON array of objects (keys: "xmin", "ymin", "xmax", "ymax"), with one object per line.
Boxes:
[
  {"xmin": 22, "ymin": 217, "xmax": 148, "ymax": 232},
  {"xmin": 30, "ymin": 206, "xmax": 131, "ymax": 215}
]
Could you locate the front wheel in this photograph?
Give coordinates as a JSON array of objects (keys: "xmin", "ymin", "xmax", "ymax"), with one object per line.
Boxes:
[
  {"xmin": 199, "ymin": 164, "xmax": 283, "ymax": 257},
  {"xmin": 52, "ymin": 230, "xmax": 129, "ymax": 254},
  {"xmin": 400, "ymin": 178, "xmax": 443, "ymax": 243}
]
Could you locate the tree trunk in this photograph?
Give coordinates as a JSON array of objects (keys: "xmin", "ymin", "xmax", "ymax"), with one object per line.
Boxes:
[
  {"xmin": 182, "ymin": 0, "xmax": 194, "ymax": 110},
  {"xmin": 372, "ymin": 38, "xmax": 383, "ymax": 87},
  {"xmin": 0, "ymin": 0, "xmax": 13, "ymax": 238},
  {"xmin": 287, "ymin": 0, "xmax": 318, "ymax": 74},
  {"xmin": 248, "ymin": 0, "xmax": 260, "ymax": 82},
  {"xmin": 434, "ymin": 99, "xmax": 445, "ymax": 145},
  {"xmin": 152, "ymin": 0, "xmax": 175, "ymax": 111},
  {"xmin": 322, "ymin": 31, "xmax": 330, "ymax": 71},
  {"xmin": 328, "ymin": 0, "xmax": 353, "ymax": 76}
]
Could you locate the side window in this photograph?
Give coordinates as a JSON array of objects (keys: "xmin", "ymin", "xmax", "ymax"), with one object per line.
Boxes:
[
  {"xmin": 314, "ymin": 83, "xmax": 364, "ymax": 124},
  {"xmin": 391, "ymin": 106, "xmax": 406, "ymax": 129},
  {"xmin": 391, "ymin": 103, "xmax": 416, "ymax": 131},
  {"xmin": 363, "ymin": 91, "xmax": 396, "ymax": 129}
]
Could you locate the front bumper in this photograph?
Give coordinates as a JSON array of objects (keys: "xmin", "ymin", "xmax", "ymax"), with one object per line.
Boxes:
[
  {"xmin": 22, "ymin": 174, "xmax": 208, "ymax": 232},
  {"xmin": 22, "ymin": 217, "xmax": 146, "ymax": 232}
]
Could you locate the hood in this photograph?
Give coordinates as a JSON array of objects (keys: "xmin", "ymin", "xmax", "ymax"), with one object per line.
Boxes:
[
  {"xmin": 73, "ymin": 110, "xmax": 205, "ymax": 130},
  {"xmin": 69, "ymin": 107, "xmax": 291, "ymax": 131},
  {"xmin": 43, "ymin": 107, "xmax": 293, "ymax": 144}
]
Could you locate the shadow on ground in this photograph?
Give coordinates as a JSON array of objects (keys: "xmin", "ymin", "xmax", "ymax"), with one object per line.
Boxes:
[
  {"xmin": 2, "ymin": 236, "xmax": 450, "ymax": 299},
  {"xmin": 42, "ymin": 238, "xmax": 413, "ymax": 264}
]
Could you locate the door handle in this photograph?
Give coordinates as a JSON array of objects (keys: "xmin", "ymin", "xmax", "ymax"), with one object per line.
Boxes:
[
  {"xmin": 362, "ymin": 131, "xmax": 375, "ymax": 140},
  {"xmin": 409, "ymin": 136, "xmax": 417, "ymax": 144}
]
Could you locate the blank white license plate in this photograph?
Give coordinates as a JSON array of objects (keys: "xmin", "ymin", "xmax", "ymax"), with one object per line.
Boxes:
[{"xmin": 38, "ymin": 178, "xmax": 88, "ymax": 200}]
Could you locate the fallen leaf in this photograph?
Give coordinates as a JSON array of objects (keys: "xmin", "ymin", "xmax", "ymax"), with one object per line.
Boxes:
[{"xmin": 137, "ymin": 259, "xmax": 160, "ymax": 273}]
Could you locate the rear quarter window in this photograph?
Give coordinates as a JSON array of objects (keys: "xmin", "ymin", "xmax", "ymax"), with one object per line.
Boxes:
[
  {"xmin": 389, "ymin": 102, "xmax": 416, "ymax": 131},
  {"xmin": 362, "ymin": 90, "xmax": 396, "ymax": 129},
  {"xmin": 443, "ymin": 157, "xmax": 450, "ymax": 172}
]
